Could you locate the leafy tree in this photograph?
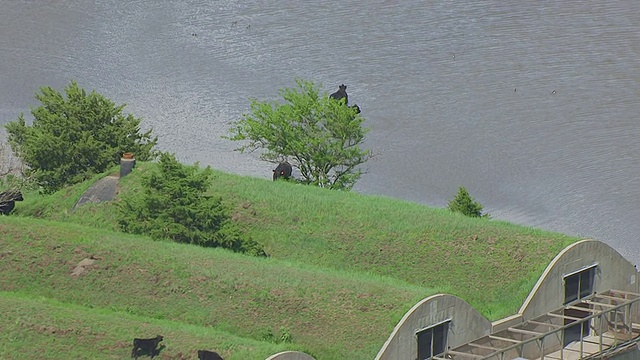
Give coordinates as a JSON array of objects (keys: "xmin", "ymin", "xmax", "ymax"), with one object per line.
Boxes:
[
  {"xmin": 117, "ymin": 153, "xmax": 265, "ymax": 256},
  {"xmin": 227, "ymin": 79, "xmax": 372, "ymax": 190},
  {"xmin": 5, "ymin": 81, "xmax": 158, "ymax": 193},
  {"xmin": 448, "ymin": 186, "xmax": 489, "ymax": 218}
]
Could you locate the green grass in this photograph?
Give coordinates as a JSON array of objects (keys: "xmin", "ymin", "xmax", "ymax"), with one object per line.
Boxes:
[
  {"xmin": 0, "ymin": 292, "xmax": 299, "ymax": 359},
  {"xmin": 2, "ymin": 163, "xmax": 582, "ymax": 359},
  {"xmin": 0, "ymin": 216, "xmax": 426, "ymax": 359}
]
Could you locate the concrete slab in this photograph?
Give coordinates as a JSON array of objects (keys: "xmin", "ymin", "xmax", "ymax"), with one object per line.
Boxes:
[{"xmin": 73, "ymin": 175, "xmax": 119, "ymax": 210}]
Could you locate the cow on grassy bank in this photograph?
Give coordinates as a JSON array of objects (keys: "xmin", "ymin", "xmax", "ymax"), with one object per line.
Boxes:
[
  {"xmin": 273, "ymin": 162, "xmax": 292, "ymax": 181},
  {"xmin": 131, "ymin": 335, "xmax": 163, "ymax": 359},
  {"xmin": 0, "ymin": 189, "xmax": 23, "ymax": 215},
  {"xmin": 198, "ymin": 349, "xmax": 224, "ymax": 360}
]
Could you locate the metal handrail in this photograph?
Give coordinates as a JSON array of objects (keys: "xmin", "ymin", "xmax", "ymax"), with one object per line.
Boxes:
[
  {"xmin": 437, "ymin": 291, "xmax": 640, "ymax": 360},
  {"xmin": 479, "ymin": 294, "xmax": 638, "ymax": 360}
]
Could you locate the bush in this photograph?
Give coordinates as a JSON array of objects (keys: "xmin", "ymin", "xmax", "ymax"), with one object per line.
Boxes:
[
  {"xmin": 5, "ymin": 81, "xmax": 158, "ymax": 193},
  {"xmin": 117, "ymin": 153, "xmax": 265, "ymax": 256},
  {"xmin": 447, "ymin": 186, "xmax": 489, "ymax": 218}
]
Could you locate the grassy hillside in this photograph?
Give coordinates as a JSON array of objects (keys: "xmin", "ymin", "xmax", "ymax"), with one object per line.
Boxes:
[
  {"xmin": 0, "ymin": 216, "xmax": 428, "ymax": 359},
  {"xmin": 1, "ymin": 163, "xmax": 581, "ymax": 359},
  {"xmin": 0, "ymin": 292, "xmax": 295, "ymax": 359}
]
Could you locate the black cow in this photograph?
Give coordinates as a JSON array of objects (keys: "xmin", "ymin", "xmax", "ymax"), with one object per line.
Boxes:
[
  {"xmin": 273, "ymin": 162, "xmax": 292, "ymax": 181},
  {"xmin": 329, "ymin": 84, "xmax": 349, "ymax": 105},
  {"xmin": 0, "ymin": 189, "xmax": 23, "ymax": 216},
  {"xmin": 198, "ymin": 349, "xmax": 224, "ymax": 360},
  {"xmin": 131, "ymin": 335, "xmax": 163, "ymax": 359}
]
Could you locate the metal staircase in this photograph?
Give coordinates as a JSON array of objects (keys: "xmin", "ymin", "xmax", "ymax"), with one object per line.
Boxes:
[{"xmin": 433, "ymin": 289, "xmax": 640, "ymax": 360}]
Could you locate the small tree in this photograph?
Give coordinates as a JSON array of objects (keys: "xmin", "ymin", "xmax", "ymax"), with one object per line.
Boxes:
[
  {"xmin": 5, "ymin": 81, "xmax": 158, "ymax": 193},
  {"xmin": 448, "ymin": 186, "xmax": 489, "ymax": 218},
  {"xmin": 117, "ymin": 153, "xmax": 265, "ymax": 256},
  {"xmin": 227, "ymin": 79, "xmax": 371, "ymax": 190}
]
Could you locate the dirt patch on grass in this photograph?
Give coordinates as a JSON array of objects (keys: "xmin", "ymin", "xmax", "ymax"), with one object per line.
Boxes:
[
  {"xmin": 71, "ymin": 257, "xmax": 97, "ymax": 277},
  {"xmin": 70, "ymin": 247, "xmax": 103, "ymax": 278},
  {"xmin": 20, "ymin": 322, "xmax": 105, "ymax": 339}
]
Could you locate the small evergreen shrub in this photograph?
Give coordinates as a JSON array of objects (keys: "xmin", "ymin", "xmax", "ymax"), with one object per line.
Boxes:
[
  {"xmin": 447, "ymin": 186, "xmax": 489, "ymax": 218},
  {"xmin": 117, "ymin": 153, "xmax": 265, "ymax": 256}
]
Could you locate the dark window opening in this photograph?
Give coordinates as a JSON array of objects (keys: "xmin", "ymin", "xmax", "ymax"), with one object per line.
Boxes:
[
  {"xmin": 563, "ymin": 304, "xmax": 590, "ymax": 346},
  {"xmin": 563, "ymin": 266, "xmax": 596, "ymax": 346},
  {"xmin": 416, "ymin": 321, "xmax": 449, "ymax": 360},
  {"xmin": 564, "ymin": 266, "xmax": 596, "ymax": 304}
]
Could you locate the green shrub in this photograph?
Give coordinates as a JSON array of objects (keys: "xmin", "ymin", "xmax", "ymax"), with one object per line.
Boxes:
[
  {"xmin": 5, "ymin": 81, "xmax": 158, "ymax": 193},
  {"xmin": 447, "ymin": 186, "xmax": 489, "ymax": 218},
  {"xmin": 117, "ymin": 153, "xmax": 264, "ymax": 255}
]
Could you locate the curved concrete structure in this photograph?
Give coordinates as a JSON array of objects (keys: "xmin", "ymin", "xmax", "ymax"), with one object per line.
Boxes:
[
  {"xmin": 519, "ymin": 239, "xmax": 638, "ymax": 321},
  {"xmin": 265, "ymin": 351, "xmax": 316, "ymax": 360},
  {"xmin": 374, "ymin": 239, "xmax": 640, "ymax": 359},
  {"xmin": 375, "ymin": 294, "xmax": 492, "ymax": 360}
]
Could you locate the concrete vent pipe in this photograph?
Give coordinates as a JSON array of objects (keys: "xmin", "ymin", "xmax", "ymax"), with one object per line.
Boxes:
[{"xmin": 120, "ymin": 152, "xmax": 136, "ymax": 178}]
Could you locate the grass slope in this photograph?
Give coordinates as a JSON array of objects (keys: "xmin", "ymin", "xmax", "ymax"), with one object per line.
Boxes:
[
  {"xmin": 2, "ymin": 163, "xmax": 581, "ymax": 359},
  {"xmin": 0, "ymin": 291, "xmax": 297, "ymax": 359},
  {"xmin": 0, "ymin": 216, "xmax": 427, "ymax": 359}
]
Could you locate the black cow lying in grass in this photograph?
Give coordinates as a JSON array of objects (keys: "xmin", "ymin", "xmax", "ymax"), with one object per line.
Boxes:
[
  {"xmin": 0, "ymin": 189, "xmax": 23, "ymax": 215},
  {"xmin": 273, "ymin": 161, "xmax": 292, "ymax": 181},
  {"xmin": 198, "ymin": 349, "xmax": 224, "ymax": 360},
  {"xmin": 131, "ymin": 335, "xmax": 163, "ymax": 359}
]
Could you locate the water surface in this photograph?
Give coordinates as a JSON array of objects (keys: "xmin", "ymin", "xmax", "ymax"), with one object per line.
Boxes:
[{"xmin": 1, "ymin": 1, "xmax": 639, "ymax": 265}]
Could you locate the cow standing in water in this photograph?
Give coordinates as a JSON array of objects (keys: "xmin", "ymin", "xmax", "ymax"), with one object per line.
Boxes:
[
  {"xmin": 330, "ymin": 84, "xmax": 349, "ymax": 104},
  {"xmin": 273, "ymin": 162, "xmax": 292, "ymax": 181},
  {"xmin": 330, "ymin": 84, "xmax": 360, "ymax": 114}
]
